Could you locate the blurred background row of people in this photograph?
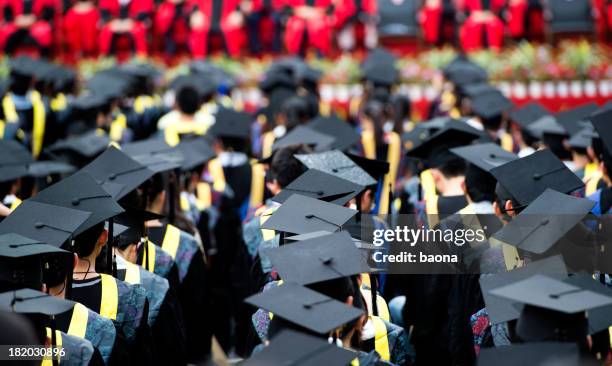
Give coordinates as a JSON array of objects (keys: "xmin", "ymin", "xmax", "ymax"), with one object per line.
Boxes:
[{"xmin": 2, "ymin": 0, "xmax": 611, "ymax": 62}]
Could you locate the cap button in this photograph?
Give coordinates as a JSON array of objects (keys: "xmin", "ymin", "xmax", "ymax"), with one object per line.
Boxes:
[
  {"xmin": 320, "ymin": 257, "xmax": 333, "ymax": 265},
  {"xmin": 71, "ymin": 198, "xmax": 80, "ymax": 206},
  {"xmin": 541, "ymin": 218, "xmax": 549, "ymax": 226},
  {"xmin": 34, "ymin": 222, "xmax": 44, "ymax": 229},
  {"xmin": 331, "ymin": 168, "xmax": 338, "ymax": 173},
  {"xmin": 316, "ymin": 191, "xmax": 324, "ymax": 196},
  {"xmin": 108, "ymin": 174, "xmax": 117, "ymax": 181},
  {"xmin": 533, "ymin": 173, "xmax": 541, "ymax": 180},
  {"xmin": 489, "ymin": 153, "xmax": 496, "ymax": 158},
  {"xmin": 305, "ymin": 214, "xmax": 314, "ymax": 219}
]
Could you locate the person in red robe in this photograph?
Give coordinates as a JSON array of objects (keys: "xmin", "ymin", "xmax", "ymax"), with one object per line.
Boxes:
[
  {"xmin": 459, "ymin": 0, "xmax": 506, "ymax": 51},
  {"xmin": 98, "ymin": 0, "xmax": 154, "ymax": 58},
  {"xmin": 188, "ymin": 0, "xmax": 247, "ymax": 58},
  {"xmin": 335, "ymin": 0, "xmax": 378, "ymax": 51},
  {"xmin": 419, "ymin": 0, "xmax": 461, "ymax": 45},
  {"xmin": 154, "ymin": 0, "xmax": 200, "ymax": 59},
  {"xmin": 62, "ymin": 0, "xmax": 100, "ymax": 59},
  {"xmin": 0, "ymin": 0, "xmax": 58, "ymax": 56},
  {"xmin": 283, "ymin": 0, "xmax": 334, "ymax": 56},
  {"xmin": 245, "ymin": 0, "xmax": 285, "ymax": 53},
  {"xmin": 505, "ymin": 0, "xmax": 527, "ymax": 39}
]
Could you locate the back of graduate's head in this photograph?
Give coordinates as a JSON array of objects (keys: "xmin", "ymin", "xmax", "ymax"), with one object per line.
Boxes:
[
  {"xmin": 543, "ymin": 134, "xmax": 572, "ymax": 161},
  {"xmin": 72, "ymin": 222, "xmax": 107, "ymax": 259},
  {"xmin": 176, "ymin": 85, "xmax": 200, "ymax": 115},
  {"xmin": 281, "ymin": 96, "xmax": 313, "ymax": 131},
  {"xmin": 494, "ymin": 182, "xmax": 521, "ymax": 220},
  {"xmin": 268, "ymin": 144, "xmax": 312, "ymax": 189},
  {"xmin": 437, "ymin": 157, "xmax": 466, "ymax": 179},
  {"xmin": 464, "ymin": 164, "xmax": 496, "ymax": 203}
]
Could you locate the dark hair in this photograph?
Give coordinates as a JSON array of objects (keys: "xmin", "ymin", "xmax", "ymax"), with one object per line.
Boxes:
[
  {"xmin": 543, "ymin": 134, "xmax": 571, "ymax": 161},
  {"xmin": 73, "ymin": 222, "xmax": 105, "ymax": 258},
  {"xmin": 0, "ymin": 180, "xmax": 14, "ymax": 201},
  {"xmin": 481, "ymin": 115, "xmax": 503, "ymax": 131},
  {"xmin": 390, "ymin": 94, "xmax": 411, "ymax": 134},
  {"xmin": 269, "ymin": 145, "xmax": 311, "ymax": 188},
  {"xmin": 282, "ymin": 96, "xmax": 313, "ymax": 131},
  {"xmin": 176, "ymin": 85, "xmax": 200, "ymax": 115},
  {"xmin": 465, "ymin": 164, "xmax": 496, "ymax": 203},
  {"xmin": 363, "ymin": 100, "xmax": 386, "ymax": 150},
  {"xmin": 438, "ymin": 158, "xmax": 466, "ymax": 179}
]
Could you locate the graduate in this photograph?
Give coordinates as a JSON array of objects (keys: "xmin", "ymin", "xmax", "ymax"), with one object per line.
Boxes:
[
  {"xmin": 98, "ymin": 0, "xmax": 152, "ymax": 58},
  {"xmin": 62, "ymin": 0, "xmax": 100, "ymax": 59},
  {"xmin": 588, "ymin": 108, "xmax": 612, "ymax": 215},
  {"xmin": 0, "ymin": 0, "xmax": 57, "ymax": 56},
  {"xmin": 188, "ymin": 0, "xmax": 247, "ymax": 58},
  {"xmin": 0, "ymin": 233, "xmax": 124, "ymax": 365},
  {"xmin": 1, "ymin": 58, "xmax": 57, "ymax": 159},
  {"xmin": 153, "ymin": 0, "xmax": 200, "ymax": 59}
]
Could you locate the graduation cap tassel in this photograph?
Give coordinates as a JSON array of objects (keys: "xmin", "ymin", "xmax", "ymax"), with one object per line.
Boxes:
[
  {"xmin": 168, "ymin": 173, "xmax": 176, "ymax": 225},
  {"xmin": 107, "ymin": 219, "xmax": 114, "ymax": 276},
  {"xmin": 371, "ymin": 274, "xmax": 379, "ymax": 317}
]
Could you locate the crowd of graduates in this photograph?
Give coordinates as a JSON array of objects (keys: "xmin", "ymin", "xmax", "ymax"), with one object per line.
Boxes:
[
  {"xmin": 4, "ymin": 0, "xmax": 612, "ymax": 61},
  {"xmin": 0, "ymin": 46, "xmax": 612, "ymax": 366}
]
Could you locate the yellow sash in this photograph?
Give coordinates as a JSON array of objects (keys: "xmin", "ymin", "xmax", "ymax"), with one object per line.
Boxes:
[
  {"xmin": 50, "ymin": 93, "xmax": 67, "ymax": 112},
  {"xmin": 319, "ymin": 100, "xmax": 331, "ymax": 117},
  {"xmin": 161, "ymin": 224, "xmax": 181, "ymax": 259},
  {"xmin": 584, "ymin": 162, "xmax": 602, "ymax": 196},
  {"xmin": 420, "ymin": 169, "xmax": 437, "ymax": 202},
  {"xmin": 10, "ymin": 198, "xmax": 22, "ymax": 210},
  {"xmin": 361, "ymin": 287, "xmax": 391, "ymax": 322},
  {"xmin": 124, "ymin": 262, "xmax": 141, "ymax": 285},
  {"xmin": 164, "ymin": 120, "xmax": 208, "ymax": 147},
  {"xmin": 489, "ymin": 237, "xmax": 522, "ymax": 270},
  {"xmin": 259, "ymin": 209, "xmax": 276, "ymax": 241},
  {"xmin": 261, "ymin": 131, "xmax": 275, "ymax": 159},
  {"xmin": 207, "ymin": 158, "xmax": 227, "ymax": 192},
  {"xmin": 141, "ymin": 240, "xmax": 157, "ymax": 273},
  {"xmin": 370, "ymin": 316, "xmax": 391, "ymax": 361},
  {"xmin": 2, "ymin": 94, "xmax": 18, "ymax": 123},
  {"xmin": 30, "ymin": 91, "xmax": 46, "ymax": 159},
  {"xmin": 42, "ymin": 328, "xmax": 63, "ymax": 366},
  {"xmin": 349, "ymin": 96, "xmax": 362, "ymax": 119},
  {"xmin": 109, "ymin": 113, "xmax": 127, "ymax": 143},
  {"xmin": 378, "ymin": 132, "xmax": 401, "ymax": 215},
  {"xmin": 500, "ymin": 132, "xmax": 514, "ymax": 153},
  {"xmin": 99, "ymin": 274, "xmax": 118, "ymax": 320},
  {"xmin": 67, "ymin": 303, "xmax": 89, "ymax": 339},
  {"xmin": 133, "ymin": 95, "xmax": 156, "ymax": 114},
  {"xmin": 0, "ymin": 119, "xmax": 4, "ymax": 139},
  {"xmin": 180, "ymin": 195, "xmax": 191, "ymax": 212},
  {"xmin": 361, "ymin": 130, "xmax": 376, "ymax": 160},
  {"xmin": 196, "ymin": 182, "xmax": 212, "ymax": 210},
  {"xmin": 249, "ymin": 161, "xmax": 266, "ymax": 209}
]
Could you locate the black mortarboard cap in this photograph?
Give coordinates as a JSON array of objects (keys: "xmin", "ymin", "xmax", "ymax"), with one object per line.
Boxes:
[
  {"xmin": 266, "ymin": 231, "xmax": 370, "ymax": 285},
  {"xmin": 567, "ymin": 124, "xmax": 597, "ymax": 149},
  {"xmin": 271, "ymin": 125, "xmax": 335, "ymax": 153},
  {"xmin": 471, "ymin": 91, "xmax": 513, "ymax": 119},
  {"xmin": 0, "ymin": 233, "xmax": 71, "ymax": 289},
  {"xmin": 294, "ymin": 150, "xmax": 377, "ymax": 187},
  {"xmin": 460, "ymin": 83, "xmax": 497, "ymax": 98},
  {"xmin": 0, "ymin": 140, "xmax": 32, "ymax": 182},
  {"xmin": 307, "ymin": 115, "xmax": 361, "ymax": 151},
  {"xmin": 526, "ymin": 116, "xmax": 567, "ymax": 139},
  {"xmin": 563, "ymin": 274, "xmax": 612, "ymax": 334},
  {"xmin": 450, "ymin": 143, "xmax": 518, "ymax": 172},
  {"xmin": 31, "ymin": 171, "xmax": 124, "ymax": 235},
  {"xmin": 443, "ymin": 57, "xmax": 488, "ymax": 86},
  {"xmin": 406, "ymin": 122, "xmax": 482, "ymax": 168},
  {"xmin": 244, "ymin": 282, "xmax": 364, "ymax": 334},
  {"xmin": 261, "ymin": 194, "xmax": 357, "ymax": 235},
  {"xmin": 363, "ymin": 63, "xmax": 399, "ymax": 86},
  {"xmin": 80, "ymin": 147, "xmax": 156, "ymax": 199},
  {"xmin": 345, "ymin": 153, "xmax": 390, "ymax": 183},
  {"xmin": 490, "ymin": 274, "xmax": 612, "ymax": 314},
  {"xmin": 0, "ymin": 200, "xmax": 91, "ymax": 248},
  {"xmin": 0, "ymin": 288, "xmax": 75, "ymax": 316},
  {"xmin": 272, "ymin": 169, "xmax": 365, "ymax": 206},
  {"xmin": 26, "ymin": 161, "xmax": 76, "ymax": 178},
  {"xmin": 555, "ymin": 103, "xmax": 600, "ymax": 136},
  {"xmin": 510, "ymin": 102, "xmax": 552, "ymax": 127},
  {"xmin": 176, "ymin": 138, "xmax": 215, "ymax": 171},
  {"xmin": 258, "ymin": 72, "xmax": 296, "ymax": 94},
  {"xmin": 490, "ymin": 150, "xmax": 584, "ymax": 207},
  {"xmin": 208, "ymin": 109, "xmax": 252, "ymax": 140},
  {"xmin": 45, "ymin": 130, "xmax": 110, "ymax": 167},
  {"xmin": 480, "ymin": 255, "xmax": 567, "ymax": 324},
  {"xmin": 491, "ymin": 189, "xmax": 594, "ymax": 254},
  {"xmin": 122, "ymin": 138, "xmax": 184, "ymax": 173},
  {"xmin": 242, "ymin": 329, "xmax": 357, "ymax": 366}
]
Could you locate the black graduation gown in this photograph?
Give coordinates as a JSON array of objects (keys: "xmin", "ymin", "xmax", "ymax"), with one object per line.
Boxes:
[
  {"xmin": 211, "ymin": 162, "xmax": 255, "ymax": 356},
  {"xmin": 148, "ymin": 224, "xmax": 211, "ymax": 362}
]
